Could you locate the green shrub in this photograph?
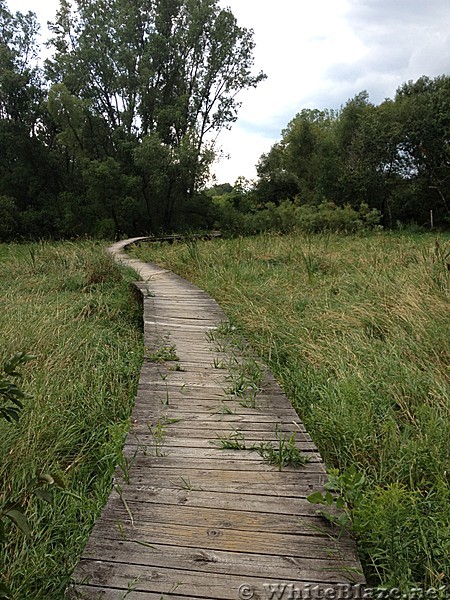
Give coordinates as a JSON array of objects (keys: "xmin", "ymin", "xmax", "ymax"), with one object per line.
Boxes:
[{"xmin": 213, "ymin": 197, "xmax": 382, "ymax": 235}]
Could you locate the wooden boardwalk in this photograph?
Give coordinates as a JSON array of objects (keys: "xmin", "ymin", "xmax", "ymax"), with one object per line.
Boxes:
[{"xmin": 67, "ymin": 238, "xmax": 364, "ymax": 599}]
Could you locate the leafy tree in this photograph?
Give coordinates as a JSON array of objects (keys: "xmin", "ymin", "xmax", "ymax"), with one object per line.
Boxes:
[
  {"xmin": 46, "ymin": 0, "xmax": 266, "ymax": 233},
  {"xmin": 395, "ymin": 76, "xmax": 450, "ymax": 224},
  {"xmin": 256, "ymin": 109, "xmax": 339, "ymax": 206},
  {"xmin": 254, "ymin": 76, "xmax": 450, "ymax": 229},
  {"xmin": 335, "ymin": 94, "xmax": 403, "ymax": 224},
  {"xmin": 282, "ymin": 108, "xmax": 339, "ymax": 204},
  {"xmin": 0, "ymin": 1, "xmax": 42, "ymax": 126},
  {"xmin": 256, "ymin": 142, "xmax": 301, "ymax": 204},
  {"xmin": 0, "ymin": 2, "xmax": 61, "ymax": 240}
]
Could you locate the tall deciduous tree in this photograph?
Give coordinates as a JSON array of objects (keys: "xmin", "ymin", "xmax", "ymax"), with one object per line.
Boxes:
[
  {"xmin": 0, "ymin": 2, "xmax": 60, "ymax": 239},
  {"xmin": 256, "ymin": 109, "xmax": 339, "ymax": 206},
  {"xmin": 46, "ymin": 0, "xmax": 265, "ymax": 233},
  {"xmin": 396, "ymin": 76, "xmax": 450, "ymax": 223}
]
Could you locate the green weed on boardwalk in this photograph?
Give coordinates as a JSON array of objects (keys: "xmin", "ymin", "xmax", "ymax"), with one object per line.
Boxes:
[
  {"xmin": 130, "ymin": 231, "xmax": 450, "ymax": 590},
  {"xmin": 0, "ymin": 241, "xmax": 143, "ymax": 599}
]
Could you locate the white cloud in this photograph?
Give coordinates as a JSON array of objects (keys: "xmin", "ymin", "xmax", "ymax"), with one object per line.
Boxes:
[
  {"xmin": 211, "ymin": 126, "xmax": 278, "ymax": 186},
  {"xmin": 213, "ymin": 0, "xmax": 450, "ymax": 182}
]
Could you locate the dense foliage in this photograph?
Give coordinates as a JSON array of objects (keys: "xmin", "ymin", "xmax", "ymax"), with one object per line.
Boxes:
[
  {"xmin": 0, "ymin": 0, "xmax": 449, "ymax": 239},
  {"xmin": 209, "ymin": 78, "xmax": 450, "ymax": 233},
  {"xmin": 0, "ymin": 0, "xmax": 264, "ymax": 239},
  {"xmin": 250, "ymin": 79, "xmax": 450, "ymax": 229}
]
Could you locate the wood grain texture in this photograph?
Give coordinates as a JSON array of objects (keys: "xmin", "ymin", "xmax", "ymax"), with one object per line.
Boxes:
[{"xmin": 66, "ymin": 238, "xmax": 365, "ymax": 599}]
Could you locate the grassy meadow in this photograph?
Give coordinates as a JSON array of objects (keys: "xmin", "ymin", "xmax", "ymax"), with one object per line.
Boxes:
[
  {"xmin": 0, "ymin": 242, "xmax": 143, "ymax": 599},
  {"xmin": 130, "ymin": 231, "xmax": 450, "ymax": 590}
]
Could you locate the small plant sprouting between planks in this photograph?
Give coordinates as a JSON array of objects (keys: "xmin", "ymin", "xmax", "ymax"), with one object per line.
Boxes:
[
  {"xmin": 213, "ymin": 426, "xmax": 310, "ymax": 471},
  {"xmin": 214, "ymin": 430, "xmax": 247, "ymax": 450},
  {"xmin": 145, "ymin": 343, "xmax": 179, "ymax": 363},
  {"xmin": 257, "ymin": 425, "xmax": 310, "ymax": 471},
  {"xmin": 147, "ymin": 419, "xmax": 169, "ymax": 457},
  {"xmin": 168, "ymin": 363, "xmax": 185, "ymax": 372},
  {"xmin": 225, "ymin": 358, "xmax": 261, "ymax": 408},
  {"xmin": 208, "ymin": 321, "xmax": 263, "ymax": 409}
]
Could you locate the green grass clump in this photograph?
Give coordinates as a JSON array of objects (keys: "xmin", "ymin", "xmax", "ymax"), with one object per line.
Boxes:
[
  {"xmin": 130, "ymin": 231, "xmax": 450, "ymax": 589},
  {"xmin": 0, "ymin": 241, "xmax": 143, "ymax": 599},
  {"xmin": 257, "ymin": 427, "xmax": 310, "ymax": 471}
]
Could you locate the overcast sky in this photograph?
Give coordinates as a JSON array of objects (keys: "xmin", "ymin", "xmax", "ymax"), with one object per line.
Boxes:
[{"xmin": 7, "ymin": 0, "xmax": 450, "ymax": 184}]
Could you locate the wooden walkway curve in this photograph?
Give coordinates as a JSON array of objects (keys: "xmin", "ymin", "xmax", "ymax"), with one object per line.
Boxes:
[{"xmin": 67, "ymin": 237, "xmax": 365, "ymax": 600}]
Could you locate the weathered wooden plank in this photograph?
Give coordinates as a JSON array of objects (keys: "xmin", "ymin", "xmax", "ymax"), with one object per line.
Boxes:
[
  {"xmin": 130, "ymin": 408, "xmax": 309, "ymax": 423},
  {"xmin": 66, "ymin": 585, "xmax": 201, "ymax": 600},
  {"xmin": 126, "ymin": 430, "xmax": 316, "ymax": 449},
  {"xmin": 130, "ymin": 402, "xmax": 302, "ymax": 418},
  {"xmin": 146, "ymin": 307, "xmax": 217, "ymax": 314},
  {"xmin": 140, "ymin": 372, "xmax": 227, "ymax": 384},
  {"xmin": 123, "ymin": 434, "xmax": 319, "ymax": 454},
  {"xmin": 144, "ymin": 312, "xmax": 219, "ymax": 322},
  {"xmin": 130, "ymin": 413, "xmax": 318, "ymax": 442},
  {"xmin": 84, "ymin": 520, "xmax": 359, "ymax": 561},
  {"xmin": 98, "ymin": 497, "xmax": 336, "ymax": 537},
  {"xmin": 72, "ymin": 560, "xmax": 364, "ymax": 599},
  {"xmin": 147, "ymin": 303, "xmax": 224, "ymax": 312},
  {"xmin": 126, "ymin": 428, "xmax": 318, "ymax": 448},
  {"xmin": 105, "ymin": 486, "xmax": 324, "ymax": 516},
  {"xmin": 144, "ymin": 321, "xmax": 218, "ymax": 332},
  {"xmin": 120, "ymin": 469, "xmax": 327, "ymax": 496},
  {"xmin": 76, "ymin": 539, "xmax": 363, "ymax": 583},
  {"xmin": 145, "ymin": 303, "xmax": 219, "ymax": 312},
  {"xmin": 118, "ymin": 462, "xmax": 324, "ymax": 481},
  {"xmin": 139, "ymin": 359, "xmax": 226, "ymax": 371},
  {"xmin": 128, "ymin": 416, "xmax": 311, "ymax": 435},
  {"xmin": 119, "ymin": 480, "xmax": 325, "ymax": 501},
  {"xmin": 129, "ymin": 422, "xmax": 309, "ymax": 436},
  {"xmin": 136, "ymin": 379, "xmax": 292, "ymax": 397},
  {"xmin": 131, "ymin": 408, "xmax": 303, "ymax": 422},
  {"xmin": 134, "ymin": 387, "xmax": 296, "ymax": 404},
  {"xmin": 143, "ymin": 314, "xmax": 215, "ymax": 325},
  {"xmin": 70, "ymin": 563, "xmax": 361, "ymax": 600},
  {"xmin": 119, "ymin": 453, "xmax": 324, "ymax": 472},
  {"xmin": 121, "ymin": 444, "xmax": 316, "ymax": 463},
  {"xmin": 134, "ymin": 391, "xmax": 301, "ymax": 412},
  {"xmin": 137, "ymin": 378, "xmax": 227, "ymax": 391}
]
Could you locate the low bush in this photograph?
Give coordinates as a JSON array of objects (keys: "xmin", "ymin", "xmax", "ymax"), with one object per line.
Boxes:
[{"xmin": 213, "ymin": 197, "xmax": 382, "ymax": 235}]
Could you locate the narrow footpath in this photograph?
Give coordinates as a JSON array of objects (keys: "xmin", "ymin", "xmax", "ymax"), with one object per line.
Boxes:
[{"xmin": 67, "ymin": 237, "xmax": 365, "ymax": 600}]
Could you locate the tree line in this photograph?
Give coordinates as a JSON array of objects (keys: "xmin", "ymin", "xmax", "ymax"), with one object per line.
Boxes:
[
  {"xmin": 0, "ymin": 0, "xmax": 264, "ymax": 240},
  {"xmin": 0, "ymin": 0, "xmax": 449, "ymax": 240},
  {"xmin": 214, "ymin": 76, "xmax": 450, "ymax": 232}
]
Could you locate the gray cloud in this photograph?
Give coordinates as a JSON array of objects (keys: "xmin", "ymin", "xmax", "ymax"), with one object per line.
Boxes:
[
  {"xmin": 321, "ymin": 0, "xmax": 450, "ymax": 106},
  {"xmin": 347, "ymin": 0, "xmax": 449, "ymax": 29}
]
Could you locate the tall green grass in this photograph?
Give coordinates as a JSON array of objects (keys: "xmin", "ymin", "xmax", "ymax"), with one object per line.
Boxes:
[
  {"xmin": 130, "ymin": 232, "xmax": 450, "ymax": 589},
  {"xmin": 0, "ymin": 241, "xmax": 143, "ymax": 599}
]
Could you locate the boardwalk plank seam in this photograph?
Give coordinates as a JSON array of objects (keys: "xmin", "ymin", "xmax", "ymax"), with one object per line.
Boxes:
[{"xmin": 65, "ymin": 238, "xmax": 365, "ymax": 599}]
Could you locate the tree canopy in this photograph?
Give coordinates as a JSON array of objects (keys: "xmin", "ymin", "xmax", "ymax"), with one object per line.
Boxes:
[
  {"xmin": 253, "ymin": 76, "xmax": 450, "ymax": 228},
  {"xmin": 0, "ymin": 0, "xmax": 265, "ymax": 239}
]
